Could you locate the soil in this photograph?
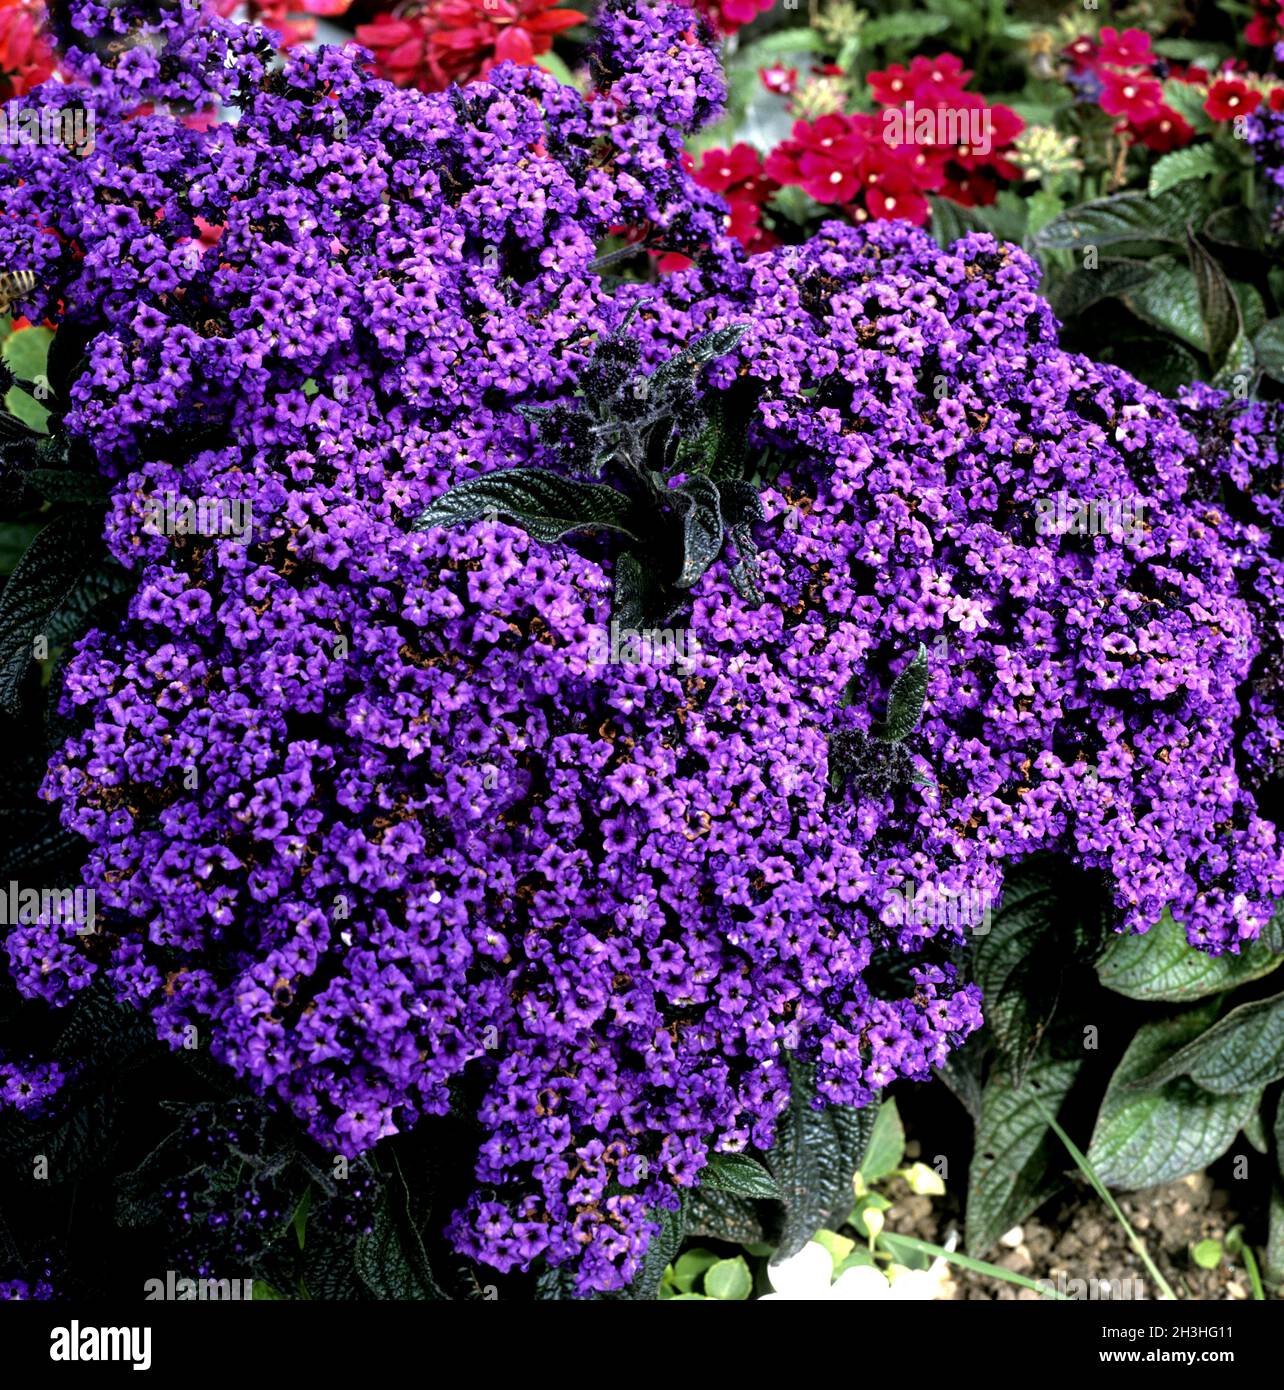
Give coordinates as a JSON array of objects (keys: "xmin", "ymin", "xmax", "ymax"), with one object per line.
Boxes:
[{"xmin": 887, "ymin": 1141, "xmax": 1270, "ymax": 1301}]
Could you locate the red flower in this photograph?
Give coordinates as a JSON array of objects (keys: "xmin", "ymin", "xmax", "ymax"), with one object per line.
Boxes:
[
  {"xmin": 1246, "ymin": 0, "xmax": 1281, "ymax": 46},
  {"xmin": 357, "ymin": 0, "xmax": 584, "ymax": 92},
  {"xmin": 354, "ymin": 13, "xmax": 448, "ymax": 89},
  {"xmin": 800, "ymin": 151, "xmax": 861, "ymax": 204},
  {"xmin": 867, "ymin": 186, "xmax": 928, "ymax": 225},
  {"xmin": 906, "ymin": 53, "xmax": 973, "ymax": 104},
  {"xmin": 695, "ymin": 144, "xmax": 777, "ymax": 204},
  {"xmin": 1098, "ymin": 69, "xmax": 1164, "ymax": 123},
  {"xmin": 867, "ymin": 62, "xmax": 913, "ymax": 106},
  {"xmin": 1062, "ymin": 37, "xmax": 1098, "ymax": 71},
  {"xmin": 941, "ymin": 168, "xmax": 999, "ymax": 207},
  {"xmin": 1097, "ymin": 26, "xmax": 1153, "ymax": 67},
  {"xmin": 870, "ymin": 53, "xmax": 973, "ymax": 108},
  {"xmin": 759, "ymin": 64, "xmax": 797, "ymax": 97},
  {"xmin": 0, "ymin": 0, "xmax": 54, "ymax": 99},
  {"xmin": 686, "ymin": 0, "xmax": 770, "ymax": 36},
  {"xmin": 1204, "ymin": 78, "xmax": 1262, "ymax": 122},
  {"xmin": 1270, "ymin": 87, "xmax": 1284, "ymax": 112},
  {"xmin": 1132, "ymin": 108, "xmax": 1195, "ymax": 152}
]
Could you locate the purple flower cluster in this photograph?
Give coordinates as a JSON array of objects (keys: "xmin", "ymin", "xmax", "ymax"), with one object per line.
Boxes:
[
  {"xmin": 2, "ymin": 0, "xmax": 1282, "ymax": 1291},
  {"xmin": 0, "ymin": 1055, "xmax": 65, "ymax": 1113},
  {"xmin": 0, "ymin": 1277, "xmax": 55, "ymax": 1300},
  {"xmin": 1247, "ymin": 105, "xmax": 1284, "ymax": 200}
]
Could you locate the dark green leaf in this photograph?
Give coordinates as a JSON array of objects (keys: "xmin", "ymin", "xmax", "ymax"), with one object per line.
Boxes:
[
  {"xmin": 1254, "ymin": 318, "xmax": 1284, "ymax": 384},
  {"xmin": 673, "ymin": 476, "xmax": 723, "ymax": 589},
  {"xmin": 411, "ymin": 469, "xmax": 640, "ymax": 544},
  {"xmin": 1243, "ymin": 1107, "xmax": 1268, "ymax": 1154},
  {"xmin": 1267, "ymin": 1095, "xmax": 1284, "ymax": 1283},
  {"xmin": 353, "ymin": 1196, "xmax": 443, "ymax": 1300},
  {"xmin": 971, "ymin": 860, "xmax": 1099, "ymax": 1080},
  {"xmin": 676, "ymin": 391, "xmax": 752, "ymax": 485},
  {"xmin": 651, "ymin": 324, "xmax": 747, "ymax": 393},
  {"xmin": 763, "ymin": 1061, "xmax": 877, "ymax": 1259},
  {"xmin": 1034, "ymin": 184, "xmax": 1213, "ymax": 251},
  {"xmin": 1049, "ymin": 260, "xmax": 1158, "ymax": 323},
  {"xmin": 685, "ymin": 1186, "xmax": 765, "ymax": 1246},
  {"xmin": 0, "ymin": 511, "xmax": 103, "ymax": 713},
  {"xmin": 1098, "ymin": 909, "xmax": 1282, "ymax": 1002},
  {"xmin": 1130, "ymin": 990, "xmax": 1284, "ymax": 1095},
  {"xmin": 23, "ymin": 468, "xmax": 111, "ymax": 504},
  {"xmin": 875, "ymin": 643, "xmax": 929, "ymax": 743},
  {"xmin": 612, "ymin": 550, "xmax": 648, "ymax": 631},
  {"xmin": 1204, "ymin": 205, "xmax": 1267, "ymax": 252},
  {"xmin": 303, "ymin": 1225, "xmax": 367, "ymax": 1301},
  {"xmin": 1186, "ymin": 230, "xmax": 1241, "ymax": 375},
  {"xmin": 700, "ymin": 1151, "xmax": 780, "ymax": 1199},
  {"xmin": 966, "ymin": 1056, "xmax": 1080, "ymax": 1256},
  {"xmin": 1123, "ymin": 258, "xmax": 1207, "ymax": 352},
  {"xmin": 612, "ymin": 1200, "xmax": 686, "ymax": 1301},
  {"xmin": 1087, "ymin": 1005, "xmax": 1259, "ymax": 1189},
  {"xmin": 1148, "ymin": 145, "xmax": 1223, "ymax": 198},
  {"xmin": 928, "ymin": 195, "xmax": 994, "ymax": 250}
]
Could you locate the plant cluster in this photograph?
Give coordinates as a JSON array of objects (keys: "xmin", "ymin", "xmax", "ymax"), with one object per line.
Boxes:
[{"xmin": 1, "ymin": 0, "xmax": 1284, "ymax": 1304}]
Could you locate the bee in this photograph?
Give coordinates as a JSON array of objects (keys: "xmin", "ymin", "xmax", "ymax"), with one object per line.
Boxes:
[{"xmin": 0, "ymin": 268, "xmax": 36, "ymax": 317}]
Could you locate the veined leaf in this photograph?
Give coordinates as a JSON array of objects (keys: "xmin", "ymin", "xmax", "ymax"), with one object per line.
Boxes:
[
  {"xmin": 411, "ymin": 469, "xmax": 640, "ymax": 544},
  {"xmin": 700, "ymin": 1151, "xmax": 779, "ymax": 1199},
  {"xmin": 1148, "ymin": 145, "xmax": 1223, "ymax": 199},
  {"xmin": 966, "ymin": 1056, "xmax": 1080, "ymax": 1256},
  {"xmin": 650, "ymin": 324, "xmax": 747, "ymax": 395},
  {"xmin": 1098, "ymin": 909, "xmax": 1282, "ymax": 1002},
  {"xmin": 1186, "ymin": 229, "xmax": 1241, "ymax": 375},
  {"xmin": 1049, "ymin": 259, "xmax": 1158, "ymax": 323},
  {"xmin": 1130, "ymin": 990, "xmax": 1284, "ymax": 1095},
  {"xmin": 1087, "ymin": 1005, "xmax": 1259, "ymax": 1189},
  {"xmin": 1034, "ymin": 183, "xmax": 1213, "ymax": 251},
  {"xmin": 673, "ymin": 475, "xmax": 723, "ymax": 589},
  {"xmin": 763, "ymin": 1061, "xmax": 877, "ymax": 1259},
  {"xmin": 0, "ymin": 511, "xmax": 104, "ymax": 713},
  {"xmin": 875, "ymin": 643, "xmax": 929, "ymax": 743},
  {"xmin": 1255, "ymin": 318, "xmax": 1284, "ymax": 384}
]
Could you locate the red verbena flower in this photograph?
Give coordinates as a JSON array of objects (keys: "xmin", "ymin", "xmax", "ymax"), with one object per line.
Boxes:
[
  {"xmin": 1098, "ymin": 69, "xmax": 1164, "ymax": 124},
  {"xmin": 1204, "ymin": 78, "xmax": 1262, "ymax": 122},
  {"xmin": 1097, "ymin": 25, "xmax": 1153, "ymax": 67},
  {"xmin": 357, "ymin": 0, "xmax": 585, "ymax": 92},
  {"xmin": 0, "ymin": 0, "xmax": 54, "ymax": 99},
  {"xmin": 759, "ymin": 64, "xmax": 796, "ymax": 96},
  {"xmin": 1132, "ymin": 108, "xmax": 1195, "ymax": 152}
]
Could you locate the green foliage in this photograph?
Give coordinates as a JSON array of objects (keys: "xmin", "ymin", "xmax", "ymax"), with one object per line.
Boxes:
[
  {"xmin": 409, "ymin": 323, "xmax": 761, "ymax": 624},
  {"xmin": 762, "ymin": 1061, "xmax": 878, "ymax": 1258},
  {"xmin": 1098, "ymin": 910, "xmax": 1282, "ymax": 1002},
  {"xmin": 0, "ymin": 511, "xmax": 123, "ymax": 713},
  {"xmin": 966, "ymin": 1055, "xmax": 1080, "ymax": 1256},
  {"xmin": 700, "ymin": 1152, "xmax": 780, "ymax": 1199},
  {"xmin": 1086, "ymin": 1007, "xmax": 1260, "ymax": 1189}
]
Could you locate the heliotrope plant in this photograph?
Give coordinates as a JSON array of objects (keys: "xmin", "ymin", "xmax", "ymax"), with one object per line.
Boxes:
[{"xmin": 1, "ymin": 0, "xmax": 1283, "ymax": 1299}]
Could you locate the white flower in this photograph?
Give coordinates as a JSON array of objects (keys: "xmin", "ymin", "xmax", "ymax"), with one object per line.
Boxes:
[
  {"xmin": 759, "ymin": 1242, "xmax": 837, "ymax": 1300},
  {"xmin": 758, "ymin": 1240, "xmax": 955, "ymax": 1301}
]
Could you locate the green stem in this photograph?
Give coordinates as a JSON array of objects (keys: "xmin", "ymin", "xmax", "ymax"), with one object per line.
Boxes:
[
  {"xmin": 1042, "ymin": 1109, "xmax": 1180, "ymax": 1301},
  {"xmin": 878, "ymin": 1231, "xmax": 1072, "ymax": 1300}
]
